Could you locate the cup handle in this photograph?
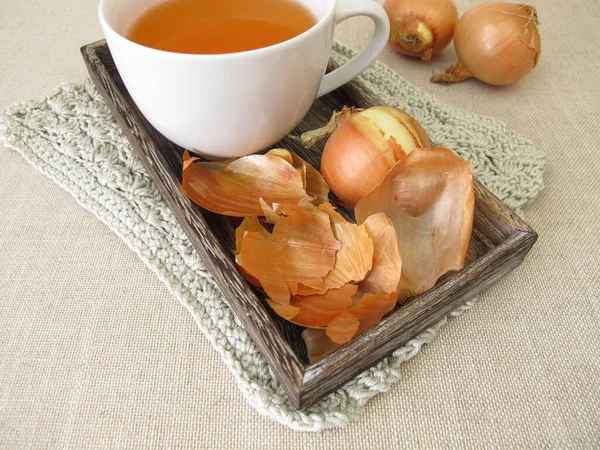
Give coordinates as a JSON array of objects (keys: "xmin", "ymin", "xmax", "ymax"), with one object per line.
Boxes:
[{"xmin": 316, "ymin": 0, "xmax": 390, "ymax": 98}]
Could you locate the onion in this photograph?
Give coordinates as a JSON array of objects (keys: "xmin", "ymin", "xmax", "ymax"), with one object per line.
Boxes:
[
  {"xmin": 432, "ymin": 3, "xmax": 541, "ymax": 86},
  {"xmin": 383, "ymin": 0, "xmax": 458, "ymax": 61},
  {"xmin": 320, "ymin": 106, "xmax": 430, "ymax": 208}
]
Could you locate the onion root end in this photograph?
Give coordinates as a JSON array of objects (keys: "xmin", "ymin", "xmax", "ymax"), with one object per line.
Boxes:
[
  {"xmin": 390, "ymin": 19, "xmax": 435, "ymax": 58},
  {"xmin": 431, "ymin": 61, "xmax": 472, "ymax": 84}
]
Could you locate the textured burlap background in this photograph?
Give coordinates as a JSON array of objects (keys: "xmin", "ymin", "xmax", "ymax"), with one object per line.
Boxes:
[{"xmin": 1, "ymin": 0, "xmax": 598, "ymax": 447}]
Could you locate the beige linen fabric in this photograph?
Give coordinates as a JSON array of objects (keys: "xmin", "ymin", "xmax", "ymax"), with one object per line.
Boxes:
[{"xmin": 0, "ymin": 0, "xmax": 598, "ymax": 447}]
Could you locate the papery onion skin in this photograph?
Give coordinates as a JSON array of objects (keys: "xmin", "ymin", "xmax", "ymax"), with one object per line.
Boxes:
[
  {"xmin": 326, "ymin": 312, "xmax": 360, "ymax": 344},
  {"xmin": 302, "ymin": 295, "xmax": 396, "ymax": 363},
  {"xmin": 325, "ymin": 291, "xmax": 396, "ymax": 344},
  {"xmin": 181, "ymin": 149, "xmax": 328, "ymax": 217},
  {"xmin": 252, "ymin": 203, "xmax": 399, "ymax": 349},
  {"xmin": 181, "ymin": 149, "xmax": 310, "ymax": 216},
  {"xmin": 383, "ymin": 0, "xmax": 458, "ymax": 60},
  {"xmin": 237, "ymin": 201, "xmax": 341, "ymax": 305},
  {"xmin": 432, "ymin": 3, "xmax": 541, "ymax": 86},
  {"xmin": 320, "ymin": 106, "xmax": 430, "ymax": 208},
  {"xmin": 360, "ymin": 213, "xmax": 402, "ymax": 295},
  {"xmin": 270, "ymin": 284, "xmax": 358, "ymax": 328},
  {"xmin": 318, "ymin": 202, "xmax": 374, "ymax": 290},
  {"xmin": 355, "ymin": 147, "xmax": 474, "ymax": 303},
  {"xmin": 235, "ymin": 216, "xmax": 269, "ymax": 288}
]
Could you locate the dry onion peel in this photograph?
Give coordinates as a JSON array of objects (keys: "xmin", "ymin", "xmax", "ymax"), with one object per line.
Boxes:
[
  {"xmin": 240, "ymin": 201, "xmax": 398, "ymax": 345},
  {"xmin": 268, "ymin": 284, "xmax": 358, "ymax": 328},
  {"xmin": 360, "ymin": 213, "xmax": 402, "ymax": 295},
  {"xmin": 272, "ymin": 274, "xmax": 397, "ymax": 346},
  {"xmin": 318, "ymin": 203, "xmax": 374, "ymax": 290},
  {"xmin": 344, "ymin": 291, "xmax": 397, "ymax": 324},
  {"xmin": 320, "ymin": 106, "xmax": 430, "ymax": 208},
  {"xmin": 265, "ymin": 301, "xmax": 299, "ymax": 321},
  {"xmin": 269, "ymin": 148, "xmax": 330, "ymax": 205},
  {"xmin": 302, "ymin": 295, "xmax": 396, "ymax": 362},
  {"xmin": 357, "ymin": 298, "xmax": 397, "ymax": 332},
  {"xmin": 292, "ymin": 285, "xmax": 356, "ymax": 328},
  {"xmin": 291, "ymin": 289, "xmax": 396, "ymax": 345},
  {"xmin": 258, "ymin": 198, "xmax": 282, "ymax": 224},
  {"xmin": 269, "ymin": 201, "xmax": 375, "ymax": 291},
  {"xmin": 288, "ymin": 152, "xmax": 330, "ymax": 206},
  {"xmin": 235, "ymin": 216, "xmax": 269, "ymax": 256},
  {"xmin": 234, "ymin": 216, "xmax": 269, "ymax": 288},
  {"xmin": 383, "ymin": 0, "xmax": 458, "ymax": 60},
  {"xmin": 236, "ymin": 201, "xmax": 341, "ymax": 305},
  {"xmin": 325, "ymin": 312, "xmax": 360, "ymax": 344},
  {"xmin": 355, "ymin": 147, "xmax": 474, "ymax": 302},
  {"xmin": 431, "ymin": 3, "xmax": 541, "ymax": 86},
  {"xmin": 262, "ymin": 148, "xmax": 294, "ymax": 166},
  {"xmin": 182, "ymin": 149, "xmax": 327, "ymax": 217}
]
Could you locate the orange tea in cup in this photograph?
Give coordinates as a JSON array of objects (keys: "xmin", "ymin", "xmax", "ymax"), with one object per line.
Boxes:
[
  {"xmin": 100, "ymin": 0, "xmax": 390, "ymax": 157},
  {"xmin": 127, "ymin": 0, "xmax": 317, "ymax": 54}
]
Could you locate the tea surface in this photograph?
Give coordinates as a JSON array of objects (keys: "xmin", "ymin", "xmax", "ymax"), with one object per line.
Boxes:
[{"xmin": 127, "ymin": 0, "xmax": 317, "ymax": 54}]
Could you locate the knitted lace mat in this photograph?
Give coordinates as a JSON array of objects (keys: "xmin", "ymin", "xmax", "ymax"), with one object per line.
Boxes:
[{"xmin": 0, "ymin": 42, "xmax": 545, "ymax": 432}]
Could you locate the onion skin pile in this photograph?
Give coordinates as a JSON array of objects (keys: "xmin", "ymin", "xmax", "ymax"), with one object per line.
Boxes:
[
  {"xmin": 432, "ymin": 3, "xmax": 541, "ymax": 86},
  {"xmin": 182, "ymin": 108, "xmax": 476, "ymax": 362},
  {"xmin": 320, "ymin": 106, "xmax": 430, "ymax": 208},
  {"xmin": 383, "ymin": 0, "xmax": 458, "ymax": 61},
  {"xmin": 236, "ymin": 200, "xmax": 401, "ymax": 348}
]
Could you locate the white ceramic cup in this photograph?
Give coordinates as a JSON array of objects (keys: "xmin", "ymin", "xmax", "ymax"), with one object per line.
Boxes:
[{"xmin": 99, "ymin": 0, "xmax": 390, "ymax": 159}]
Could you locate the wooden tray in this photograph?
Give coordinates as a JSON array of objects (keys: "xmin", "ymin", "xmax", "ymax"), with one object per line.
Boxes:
[{"xmin": 81, "ymin": 40, "xmax": 537, "ymax": 409}]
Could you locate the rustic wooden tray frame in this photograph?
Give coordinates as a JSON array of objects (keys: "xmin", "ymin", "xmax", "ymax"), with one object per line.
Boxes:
[{"xmin": 82, "ymin": 40, "xmax": 537, "ymax": 409}]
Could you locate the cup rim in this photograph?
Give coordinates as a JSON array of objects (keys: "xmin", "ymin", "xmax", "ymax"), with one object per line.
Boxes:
[{"xmin": 98, "ymin": 0, "xmax": 337, "ymax": 60}]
